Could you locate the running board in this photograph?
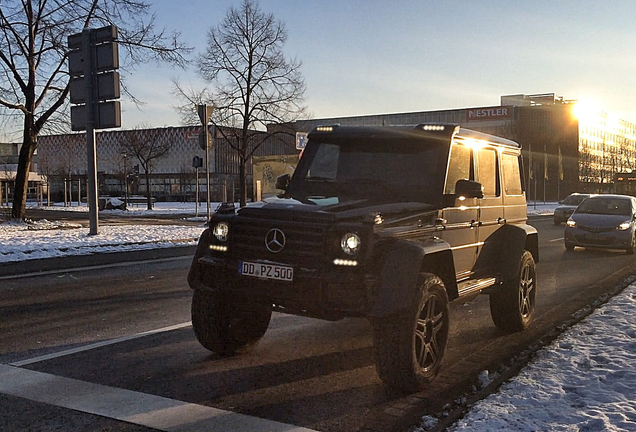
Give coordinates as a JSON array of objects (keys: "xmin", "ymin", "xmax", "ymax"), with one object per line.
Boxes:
[{"xmin": 457, "ymin": 277, "xmax": 498, "ymax": 297}]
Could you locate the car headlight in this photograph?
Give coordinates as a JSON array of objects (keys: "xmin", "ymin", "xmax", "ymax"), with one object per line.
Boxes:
[
  {"xmin": 617, "ymin": 220, "xmax": 632, "ymax": 231},
  {"xmin": 213, "ymin": 222, "xmax": 230, "ymax": 241},
  {"xmin": 566, "ymin": 219, "xmax": 577, "ymax": 228},
  {"xmin": 341, "ymin": 232, "xmax": 361, "ymax": 256}
]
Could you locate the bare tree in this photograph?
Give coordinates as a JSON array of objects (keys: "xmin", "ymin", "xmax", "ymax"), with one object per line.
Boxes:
[
  {"xmin": 184, "ymin": 0, "xmax": 306, "ymax": 206},
  {"xmin": 119, "ymin": 127, "xmax": 170, "ymax": 209},
  {"xmin": 0, "ymin": 0, "xmax": 192, "ymax": 219}
]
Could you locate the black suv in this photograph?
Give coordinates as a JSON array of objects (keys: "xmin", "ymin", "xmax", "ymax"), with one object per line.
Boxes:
[{"xmin": 188, "ymin": 124, "xmax": 539, "ymax": 392}]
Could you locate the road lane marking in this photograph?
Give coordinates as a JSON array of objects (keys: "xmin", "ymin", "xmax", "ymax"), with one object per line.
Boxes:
[
  {"xmin": 0, "ymin": 364, "xmax": 317, "ymax": 432},
  {"xmin": 0, "ymin": 255, "xmax": 192, "ymax": 281},
  {"xmin": 549, "ymin": 237, "xmax": 564, "ymax": 242},
  {"xmin": 10, "ymin": 322, "xmax": 193, "ymax": 367}
]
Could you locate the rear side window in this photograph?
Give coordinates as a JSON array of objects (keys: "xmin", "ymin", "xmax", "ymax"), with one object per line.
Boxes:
[
  {"xmin": 502, "ymin": 153, "xmax": 522, "ymax": 195},
  {"xmin": 477, "ymin": 148, "xmax": 498, "ymax": 197}
]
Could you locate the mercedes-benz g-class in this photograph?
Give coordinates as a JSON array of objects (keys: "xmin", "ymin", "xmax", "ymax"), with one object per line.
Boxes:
[{"xmin": 188, "ymin": 124, "xmax": 538, "ymax": 392}]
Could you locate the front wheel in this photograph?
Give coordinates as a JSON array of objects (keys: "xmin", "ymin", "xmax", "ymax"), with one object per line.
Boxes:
[
  {"xmin": 191, "ymin": 289, "xmax": 272, "ymax": 356},
  {"xmin": 490, "ymin": 250, "xmax": 536, "ymax": 333},
  {"xmin": 372, "ymin": 274, "xmax": 450, "ymax": 393}
]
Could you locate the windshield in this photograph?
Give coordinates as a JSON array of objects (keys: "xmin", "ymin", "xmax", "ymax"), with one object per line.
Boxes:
[
  {"xmin": 576, "ymin": 197, "xmax": 632, "ymax": 216},
  {"xmin": 289, "ymin": 139, "xmax": 448, "ymax": 205},
  {"xmin": 562, "ymin": 194, "xmax": 588, "ymax": 206}
]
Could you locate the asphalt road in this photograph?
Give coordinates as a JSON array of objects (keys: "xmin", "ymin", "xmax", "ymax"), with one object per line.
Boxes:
[{"xmin": 2, "ymin": 216, "xmax": 636, "ymax": 432}]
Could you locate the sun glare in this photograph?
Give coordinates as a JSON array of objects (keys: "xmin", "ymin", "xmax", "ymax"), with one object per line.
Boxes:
[{"xmin": 572, "ymin": 99, "xmax": 600, "ymax": 121}]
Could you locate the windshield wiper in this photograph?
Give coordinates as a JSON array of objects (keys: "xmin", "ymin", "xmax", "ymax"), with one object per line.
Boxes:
[{"xmin": 305, "ymin": 176, "xmax": 335, "ymax": 182}]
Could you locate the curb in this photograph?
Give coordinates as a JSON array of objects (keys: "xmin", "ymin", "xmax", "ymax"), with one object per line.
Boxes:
[{"xmin": 0, "ymin": 245, "xmax": 197, "ymax": 278}]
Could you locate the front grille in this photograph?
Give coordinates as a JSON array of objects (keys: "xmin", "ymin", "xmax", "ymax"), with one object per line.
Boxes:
[
  {"xmin": 231, "ymin": 217, "xmax": 327, "ymax": 267},
  {"xmin": 576, "ymin": 234, "xmax": 614, "ymax": 246},
  {"xmin": 579, "ymin": 225, "xmax": 614, "ymax": 233}
]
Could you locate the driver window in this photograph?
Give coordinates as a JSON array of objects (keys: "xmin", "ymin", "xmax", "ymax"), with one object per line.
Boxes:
[
  {"xmin": 444, "ymin": 143, "xmax": 472, "ymax": 194},
  {"xmin": 306, "ymin": 143, "xmax": 339, "ymax": 180}
]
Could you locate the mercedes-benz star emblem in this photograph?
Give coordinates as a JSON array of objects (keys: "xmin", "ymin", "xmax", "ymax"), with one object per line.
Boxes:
[{"xmin": 265, "ymin": 228, "xmax": 286, "ymax": 253}]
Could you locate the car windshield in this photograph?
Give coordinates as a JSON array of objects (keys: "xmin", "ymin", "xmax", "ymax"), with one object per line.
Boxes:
[
  {"xmin": 290, "ymin": 139, "xmax": 447, "ymax": 204},
  {"xmin": 562, "ymin": 194, "xmax": 588, "ymax": 206},
  {"xmin": 576, "ymin": 198, "xmax": 631, "ymax": 216}
]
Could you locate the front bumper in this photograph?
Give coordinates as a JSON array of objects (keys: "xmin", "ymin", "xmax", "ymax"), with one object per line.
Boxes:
[
  {"xmin": 564, "ymin": 227, "xmax": 633, "ymax": 249},
  {"xmin": 190, "ymin": 255, "xmax": 378, "ymax": 319}
]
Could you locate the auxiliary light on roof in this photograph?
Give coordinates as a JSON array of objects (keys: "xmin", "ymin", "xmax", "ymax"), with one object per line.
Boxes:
[
  {"xmin": 315, "ymin": 126, "xmax": 334, "ymax": 132},
  {"xmin": 421, "ymin": 125, "xmax": 445, "ymax": 131}
]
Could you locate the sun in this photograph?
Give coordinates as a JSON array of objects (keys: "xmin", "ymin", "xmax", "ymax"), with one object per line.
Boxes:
[{"xmin": 572, "ymin": 99, "xmax": 600, "ymax": 121}]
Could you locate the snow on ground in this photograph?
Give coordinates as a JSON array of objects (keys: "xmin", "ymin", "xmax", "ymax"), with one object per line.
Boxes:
[
  {"xmin": 0, "ymin": 202, "xmax": 214, "ymax": 263},
  {"xmin": 417, "ymin": 281, "xmax": 636, "ymax": 432}
]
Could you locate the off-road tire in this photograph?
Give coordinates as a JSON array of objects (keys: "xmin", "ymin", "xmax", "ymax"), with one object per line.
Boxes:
[
  {"xmin": 191, "ymin": 289, "xmax": 272, "ymax": 356},
  {"xmin": 372, "ymin": 274, "xmax": 450, "ymax": 393},
  {"xmin": 490, "ymin": 250, "xmax": 536, "ymax": 333}
]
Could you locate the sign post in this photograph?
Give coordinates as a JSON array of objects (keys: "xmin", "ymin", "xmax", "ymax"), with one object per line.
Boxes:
[
  {"xmin": 197, "ymin": 105, "xmax": 214, "ymax": 221},
  {"xmin": 68, "ymin": 25, "xmax": 121, "ymax": 235},
  {"xmin": 192, "ymin": 156, "xmax": 203, "ymax": 217}
]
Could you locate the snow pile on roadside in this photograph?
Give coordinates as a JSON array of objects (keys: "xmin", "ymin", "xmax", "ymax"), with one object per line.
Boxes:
[
  {"xmin": 0, "ymin": 220, "xmax": 205, "ymax": 263},
  {"xmin": 416, "ymin": 282, "xmax": 636, "ymax": 431}
]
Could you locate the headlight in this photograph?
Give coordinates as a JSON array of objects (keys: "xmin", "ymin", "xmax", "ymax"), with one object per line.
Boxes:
[
  {"xmin": 340, "ymin": 232, "xmax": 361, "ymax": 256},
  {"xmin": 213, "ymin": 222, "xmax": 229, "ymax": 241},
  {"xmin": 617, "ymin": 220, "xmax": 632, "ymax": 231},
  {"xmin": 566, "ymin": 219, "xmax": 577, "ymax": 228}
]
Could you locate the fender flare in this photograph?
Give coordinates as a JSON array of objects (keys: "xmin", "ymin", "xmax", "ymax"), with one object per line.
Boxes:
[
  {"xmin": 369, "ymin": 239, "xmax": 456, "ymax": 318},
  {"xmin": 477, "ymin": 223, "xmax": 538, "ymax": 284},
  {"xmin": 187, "ymin": 228, "xmax": 211, "ymax": 291}
]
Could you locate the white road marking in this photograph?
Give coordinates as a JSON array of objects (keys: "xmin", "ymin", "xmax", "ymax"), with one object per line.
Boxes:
[
  {"xmin": 10, "ymin": 322, "xmax": 193, "ymax": 367},
  {"xmin": 0, "ymin": 364, "xmax": 317, "ymax": 432},
  {"xmin": 549, "ymin": 237, "xmax": 564, "ymax": 242}
]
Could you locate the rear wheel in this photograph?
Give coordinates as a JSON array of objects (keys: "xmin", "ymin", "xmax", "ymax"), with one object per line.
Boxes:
[
  {"xmin": 191, "ymin": 289, "xmax": 272, "ymax": 356},
  {"xmin": 372, "ymin": 274, "xmax": 449, "ymax": 393},
  {"xmin": 490, "ymin": 250, "xmax": 536, "ymax": 333}
]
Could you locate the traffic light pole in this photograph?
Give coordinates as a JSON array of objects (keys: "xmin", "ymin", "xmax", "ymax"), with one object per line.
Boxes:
[{"xmin": 83, "ymin": 29, "xmax": 99, "ymax": 235}]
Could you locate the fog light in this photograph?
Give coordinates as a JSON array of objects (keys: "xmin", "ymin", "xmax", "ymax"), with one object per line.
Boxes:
[{"xmin": 334, "ymin": 259, "xmax": 358, "ymax": 266}]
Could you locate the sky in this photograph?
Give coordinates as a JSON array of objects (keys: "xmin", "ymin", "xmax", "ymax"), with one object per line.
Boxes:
[
  {"xmin": 114, "ymin": 0, "xmax": 636, "ymax": 129},
  {"xmin": 4, "ymin": 202, "xmax": 636, "ymax": 431}
]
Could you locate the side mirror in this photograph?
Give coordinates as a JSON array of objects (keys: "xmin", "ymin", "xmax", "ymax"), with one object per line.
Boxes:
[
  {"xmin": 275, "ymin": 173, "xmax": 291, "ymax": 191},
  {"xmin": 455, "ymin": 179, "xmax": 484, "ymax": 199}
]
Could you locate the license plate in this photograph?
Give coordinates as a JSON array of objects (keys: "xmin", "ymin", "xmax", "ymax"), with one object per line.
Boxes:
[{"xmin": 239, "ymin": 261, "xmax": 293, "ymax": 281}]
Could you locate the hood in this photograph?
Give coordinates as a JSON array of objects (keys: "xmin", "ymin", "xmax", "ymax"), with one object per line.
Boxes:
[
  {"xmin": 238, "ymin": 195, "xmax": 436, "ymax": 223},
  {"xmin": 570, "ymin": 213, "xmax": 631, "ymax": 229}
]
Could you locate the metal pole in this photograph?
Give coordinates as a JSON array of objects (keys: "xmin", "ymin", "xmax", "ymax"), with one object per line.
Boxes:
[
  {"xmin": 123, "ymin": 154, "xmax": 128, "ymax": 208},
  {"xmin": 195, "ymin": 167, "xmax": 199, "ymax": 218},
  {"xmin": 83, "ymin": 29, "xmax": 99, "ymax": 235},
  {"xmin": 205, "ymin": 126, "xmax": 211, "ymax": 220}
]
